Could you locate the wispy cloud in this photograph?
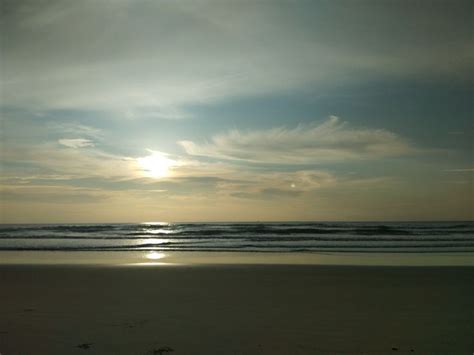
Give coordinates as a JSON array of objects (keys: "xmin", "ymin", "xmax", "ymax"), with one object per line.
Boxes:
[
  {"xmin": 179, "ymin": 116, "xmax": 415, "ymax": 164},
  {"xmin": 51, "ymin": 123, "xmax": 103, "ymax": 139},
  {"xmin": 1, "ymin": 141, "xmax": 137, "ymax": 180},
  {"xmin": 58, "ymin": 138, "xmax": 95, "ymax": 148}
]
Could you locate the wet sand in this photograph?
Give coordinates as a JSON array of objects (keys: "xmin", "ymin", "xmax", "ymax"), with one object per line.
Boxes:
[{"xmin": 1, "ymin": 263, "xmax": 473, "ymax": 354}]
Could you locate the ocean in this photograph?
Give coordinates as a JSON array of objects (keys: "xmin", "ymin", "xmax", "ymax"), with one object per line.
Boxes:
[{"xmin": 0, "ymin": 221, "xmax": 473, "ymax": 253}]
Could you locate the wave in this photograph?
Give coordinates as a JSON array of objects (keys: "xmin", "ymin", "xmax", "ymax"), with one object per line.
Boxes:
[
  {"xmin": 1, "ymin": 222, "xmax": 473, "ymax": 253},
  {"xmin": 1, "ymin": 235, "xmax": 474, "ymax": 242},
  {"xmin": 1, "ymin": 245, "xmax": 473, "ymax": 252}
]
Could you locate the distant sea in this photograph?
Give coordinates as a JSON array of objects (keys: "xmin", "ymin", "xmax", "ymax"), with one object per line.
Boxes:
[{"xmin": 0, "ymin": 222, "xmax": 473, "ymax": 253}]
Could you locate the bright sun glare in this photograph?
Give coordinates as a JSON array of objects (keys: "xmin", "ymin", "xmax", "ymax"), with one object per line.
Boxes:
[
  {"xmin": 146, "ymin": 251, "xmax": 166, "ymax": 260},
  {"xmin": 137, "ymin": 151, "xmax": 175, "ymax": 178}
]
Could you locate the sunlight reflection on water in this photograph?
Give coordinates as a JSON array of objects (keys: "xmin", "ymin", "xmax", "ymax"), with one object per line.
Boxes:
[
  {"xmin": 141, "ymin": 221, "xmax": 170, "ymax": 226},
  {"xmin": 141, "ymin": 238, "xmax": 169, "ymax": 245},
  {"xmin": 142, "ymin": 228, "xmax": 175, "ymax": 234}
]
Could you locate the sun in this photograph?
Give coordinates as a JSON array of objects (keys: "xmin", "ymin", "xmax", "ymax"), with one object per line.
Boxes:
[{"xmin": 137, "ymin": 151, "xmax": 175, "ymax": 178}]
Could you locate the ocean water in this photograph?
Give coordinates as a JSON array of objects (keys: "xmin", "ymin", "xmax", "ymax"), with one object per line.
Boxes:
[{"xmin": 0, "ymin": 221, "xmax": 473, "ymax": 253}]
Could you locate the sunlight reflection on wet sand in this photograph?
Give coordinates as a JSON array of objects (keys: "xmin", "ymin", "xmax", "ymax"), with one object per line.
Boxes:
[
  {"xmin": 145, "ymin": 251, "xmax": 166, "ymax": 260},
  {"xmin": 0, "ymin": 250, "xmax": 473, "ymax": 266}
]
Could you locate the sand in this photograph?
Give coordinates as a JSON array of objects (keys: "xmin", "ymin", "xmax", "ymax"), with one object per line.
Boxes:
[
  {"xmin": 1, "ymin": 260, "xmax": 473, "ymax": 355},
  {"xmin": 1, "ymin": 250, "xmax": 473, "ymax": 266}
]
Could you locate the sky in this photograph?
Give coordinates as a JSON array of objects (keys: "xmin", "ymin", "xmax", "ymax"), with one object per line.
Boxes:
[{"xmin": 0, "ymin": 0, "xmax": 473, "ymax": 223}]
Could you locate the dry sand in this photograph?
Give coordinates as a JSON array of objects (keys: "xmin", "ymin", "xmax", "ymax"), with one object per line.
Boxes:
[{"xmin": 1, "ymin": 262, "xmax": 473, "ymax": 355}]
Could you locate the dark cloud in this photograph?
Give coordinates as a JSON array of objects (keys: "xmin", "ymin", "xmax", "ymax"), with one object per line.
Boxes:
[{"xmin": 1, "ymin": 0, "xmax": 471, "ymax": 113}]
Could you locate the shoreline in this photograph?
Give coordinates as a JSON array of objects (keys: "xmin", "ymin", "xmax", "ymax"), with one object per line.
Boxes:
[{"xmin": 0, "ymin": 250, "xmax": 473, "ymax": 267}]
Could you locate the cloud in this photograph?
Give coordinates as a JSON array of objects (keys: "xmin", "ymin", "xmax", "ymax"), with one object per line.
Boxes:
[
  {"xmin": 58, "ymin": 138, "xmax": 95, "ymax": 148},
  {"xmin": 0, "ymin": 114, "xmax": 405, "ymax": 206},
  {"xmin": 171, "ymin": 167, "xmax": 337, "ymax": 200},
  {"xmin": 179, "ymin": 116, "xmax": 415, "ymax": 164},
  {"xmin": 3, "ymin": 144, "xmax": 339, "ymax": 200},
  {"xmin": 0, "ymin": 130, "xmax": 412, "ymax": 220},
  {"xmin": 444, "ymin": 168, "xmax": 474, "ymax": 172},
  {"xmin": 232, "ymin": 188, "xmax": 303, "ymax": 200},
  {"xmin": 1, "ymin": 0, "xmax": 471, "ymax": 115},
  {"xmin": 51, "ymin": 123, "xmax": 103, "ymax": 139},
  {"xmin": 0, "ymin": 185, "xmax": 107, "ymax": 204},
  {"xmin": 2, "ymin": 141, "xmax": 137, "ymax": 180}
]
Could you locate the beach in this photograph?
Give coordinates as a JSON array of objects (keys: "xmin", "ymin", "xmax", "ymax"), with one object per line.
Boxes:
[
  {"xmin": 1, "ymin": 255, "xmax": 473, "ymax": 354},
  {"xmin": 2, "ymin": 0, "xmax": 473, "ymax": 353}
]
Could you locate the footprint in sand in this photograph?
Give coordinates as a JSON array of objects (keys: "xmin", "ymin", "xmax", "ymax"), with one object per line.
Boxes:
[
  {"xmin": 76, "ymin": 343, "xmax": 93, "ymax": 350},
  {"xmin": 148, "ymin": 346, "xmax": 174, "ymax": 355}
]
